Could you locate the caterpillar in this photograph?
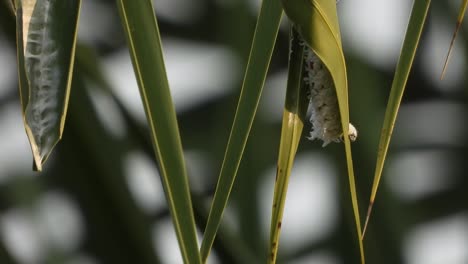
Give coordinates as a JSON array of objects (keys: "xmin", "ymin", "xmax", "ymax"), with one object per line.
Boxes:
[{"xmin": 301, "ymin": 41, "xmax": 357, "ymax": 147}]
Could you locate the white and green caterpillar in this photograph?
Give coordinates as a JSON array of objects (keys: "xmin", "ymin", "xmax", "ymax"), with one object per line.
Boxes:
[
  {"xmin": 282, "ymin": 0, "xmax": 357, "ymax": 147},
  {"xmin": 301, "ymin": 39, "xmax": 357, "ymax": 146}
]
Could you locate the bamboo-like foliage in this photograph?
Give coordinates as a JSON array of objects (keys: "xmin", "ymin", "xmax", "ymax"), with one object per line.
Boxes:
[{"xmin": 5, "ymin": 0, "xmax": 466, "ymax": 263}]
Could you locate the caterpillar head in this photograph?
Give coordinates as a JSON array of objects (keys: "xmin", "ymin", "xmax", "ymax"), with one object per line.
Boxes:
[{"xmin": 348, "ymin": 123, "xmax": 358, "ymax": 142}]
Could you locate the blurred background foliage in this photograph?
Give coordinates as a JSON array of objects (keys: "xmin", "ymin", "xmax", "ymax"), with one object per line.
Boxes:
[{"xmin": 0, "ymin": 0, "xmax": 467, "ymax": 263}]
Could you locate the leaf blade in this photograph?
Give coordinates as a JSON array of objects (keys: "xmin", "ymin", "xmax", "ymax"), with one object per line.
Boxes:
[
  {"xmin": 116, "ymin": 1, "xmax": 202, "ymax": 263},
  {"xmin": 199, "ymin": 0, "xmax": 283, "ymax": 261},
  {"xmin": 268, "ymin": 27, "xmax": 308, "ymax": 264},
  {"xmin": 362, "ymin": 0, "xmax": 431, "ymax": 238}
]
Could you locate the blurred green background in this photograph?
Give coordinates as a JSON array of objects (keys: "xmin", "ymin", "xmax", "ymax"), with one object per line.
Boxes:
[{"xmin": 0, "ymin": 0, "xmax": 467, "ymax": 263}]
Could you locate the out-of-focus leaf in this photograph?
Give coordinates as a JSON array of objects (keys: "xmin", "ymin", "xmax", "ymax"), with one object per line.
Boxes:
[
  {"xmin": 267, "ymin": 27, "xmax": 308, "ymax": 264},
  {"xmin": 0, "ymin": 238, "xmax": 17, "ymax": 264},
  {"xmin": 441, "ymin": 0, "xmax": 468, "ymax": 79},
  {"xmin": 5, "ymin": 0, "xmax": 15, "ymax": 13},
  {"xmin": 64, "ymin": 69, "xmax": 163, "ymax": 264},
  {"xmin": 281, "ymin": 0, "xmax": 364, "ymax": 262},
  {"xmin": 199, "ymin": 0, "xmax": 283, "ymax": 262},
  {"xmin": 16, "ymin": 0, "xmax": 81, "ymax": 171},
  {"xmin": 116, "ymin": 1, "xmax": 201, "ymax": 263},
  {"xmin": 363, "ymin": 0, "xmax": 431, "ymax": 238}
]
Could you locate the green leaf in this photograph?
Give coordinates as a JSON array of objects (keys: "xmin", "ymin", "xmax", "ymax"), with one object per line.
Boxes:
[
  {"xmin": 267, "ymin": 27, "xmax": 309, "ymax": 264},
  {"xmin": 362, "ymin": 0, "xmax": 431, "ymax": 238},
  {"xmin": 16, "ymin": 0, "xmax": 81, "ymax": 171},
  {"xmin": 199, "ymin": 0, "xmax": 283, "ymax": 261},
  {"xmin": 116, "ymin": 1, "xmax": 201, "ymax": 263},
  {"xmin": 441, "ymin": 0, "xmax": 467, "ymax": 79},
  {"xmin": 281, "ymin": 0, "xmax": 364, "ymax": 263}
]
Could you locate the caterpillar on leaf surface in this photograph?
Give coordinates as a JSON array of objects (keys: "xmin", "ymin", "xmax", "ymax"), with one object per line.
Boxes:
[{"xmin": 300, "ymin": 40, "xmax": 357, "ymax": 146}]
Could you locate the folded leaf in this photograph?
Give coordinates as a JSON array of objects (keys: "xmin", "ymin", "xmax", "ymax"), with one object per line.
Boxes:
[
  {"xmin": 281, "ymin": 0, "xmax": 364, "ymax": 262},
  {"xmin": 16, "ymin": 0, "xmax": 81, "ymax": 171}
]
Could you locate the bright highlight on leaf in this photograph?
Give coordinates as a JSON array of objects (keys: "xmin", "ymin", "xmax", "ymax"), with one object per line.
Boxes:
[
  {"xmin": 440, "ymin": 0, "xmax": 468, "ymax": 79},
  {"xmin": 16, "ymin": 0, "xmax": 81, "ymax": 171}
]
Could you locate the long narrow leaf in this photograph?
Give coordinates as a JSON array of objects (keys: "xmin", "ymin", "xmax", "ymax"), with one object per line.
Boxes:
[
  {"xmin": 281, "ymin": 0, "xmax": 364, "ymax": 262},
  {"xmin": 16, "ymin": 0, "xmax": 81, "ymax": 171},
  {"xmin": 268, "ymin": 27, "xmax": 308, "ymax": 264},
  {"xmin": 362, "ymin": 0, "xmax": 431, "ymax": 238},
  {"xmin": 116, "ymin": 1, "xmax": 201, "ymax": 263},
  {"xmin": 441, "ymin": 0, "xmax": 468, "ymax": 79},
  {"xmin": 199, "ymin": 0, "xmax": 283, "ymax": 261}
]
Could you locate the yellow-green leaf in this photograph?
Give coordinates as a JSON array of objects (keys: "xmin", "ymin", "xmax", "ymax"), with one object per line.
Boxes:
[
  {"xmin": 268, "ymin": 27, "xmax": 308, "ymax": 264},
  {"xmin": 441, "ymin": 0, "xmax": 467, "ymax": 79},
  {"xmin": 16, "ymin": 0, "xmax": 81, "ymax": 171},
  {"xmin": 281, "ymin": 0, "xmax": 364, "ymax": 262},
  {"xmin": 363, "ymin": 0, "xmax": 431, "ymax": 238},
  {"xmin": 199, "ymin": 0, "xmax": 283, "ymax": 262}
]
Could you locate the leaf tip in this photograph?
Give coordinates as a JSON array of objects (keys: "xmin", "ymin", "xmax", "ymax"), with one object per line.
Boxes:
[
  {"xmin": 362, "ymin": 200, "xmax": 374, "ymax": 240},
  {"xmin": 440, "ymin": 21, "xmax": 462, "ymax": 80}
]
